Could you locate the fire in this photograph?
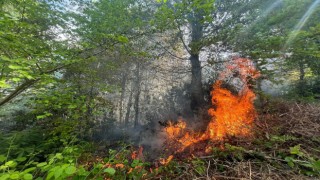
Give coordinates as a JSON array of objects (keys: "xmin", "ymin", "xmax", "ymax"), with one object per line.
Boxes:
[
  {"xmin": 164, "ymin": 58, "xmax": 260, "ymax": 152},
  {"xmin": 131, "ymin": 146, "xmax": 144, "ymax": 160},
  {"xmin": 165, "ymin": 119, "xmax": 186, "ymax": 138},
  {"xmin": 159, "ymin": 155, "xmax": 174, "ymax": 165},
  {"xmin": 115, "ymin": 164, "xmax": 125, "ymax": 168},
  {"xmin": 164, "ymin": 120, "xmax": 203, "ymax": 151},
  {"xmin": 206, "ymin": 80, "xmax": 256, "ymax": 140}
]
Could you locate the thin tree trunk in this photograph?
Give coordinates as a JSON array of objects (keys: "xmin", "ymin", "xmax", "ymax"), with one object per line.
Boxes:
[
  {"xmin": 86, "ymin": 85, "xmax": 94, "ymax": 118},
  {"xmin": 125, "ymin": 84, "xmax": 133, "ymax": 127},
  {"xmin": 298, "ymin": 60, "xmax": 306, "ymax": 95},
  {"xmin": 134, "ymin": 62, "xmax": 141, "ymax": 128},
  {"xmin": 119, "ymin": 71, "xmax": 128, "ymax": 124},
  {"xmin": 299, "ymin": 61, "xmax": 305, "ymax": 81}
]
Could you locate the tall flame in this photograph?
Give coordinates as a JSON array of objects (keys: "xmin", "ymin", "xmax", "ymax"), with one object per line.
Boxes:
[
  {"xmin": 206, "ymin": 58, "xmax": 260, "ymax": 140},
  {"xmin": 164, "ymin": 58, "xmax": 260, "ymax": 152},
  {"xmin": 206, "ymin": 80, "xmax": 256, "ymax": 140}
]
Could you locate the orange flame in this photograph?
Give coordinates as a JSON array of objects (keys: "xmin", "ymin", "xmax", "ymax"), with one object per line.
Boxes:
[
  {"xmin": 164, "ymin": 58, "xmax": 260, "ymax": 152},
  {"xmin": 206, "ymin": 80, "xmax": 256, "ymax": 140},
  {"xmin": 165, "ymin": 120, "xmax": 203, "ymax": 151},
  {"xmin": 165, "ymin": 120, "xmax": 186, "ymax": 138},
  {"xmin": 115, "ymin": 163, "xmax": 125, "ymax": 168},
  {"xmin": 131, "ymin": 146, "xmax": 144, "ymax": 160},
  {"xmin": 159, "ymin": 155, "xmax": 174, "ymax": 165}
]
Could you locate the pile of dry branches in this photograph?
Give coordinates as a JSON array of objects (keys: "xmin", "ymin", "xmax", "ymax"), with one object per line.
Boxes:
[{"xmin": 168, "ymin": 100, "xmax": 320, "ymax": 180}]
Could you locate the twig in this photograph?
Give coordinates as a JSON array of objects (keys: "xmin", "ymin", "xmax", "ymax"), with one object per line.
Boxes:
[
  {"xmin": 212, "ymin": 175, "xmax": 247, "ymax": 180},
  {"xmin": 206, "ymin": 160, "xmax": 210, "ymax": 180},
  {"xmin": 249, "ymin": 161, "xmax": 252, "ymax": 180},
  {"xmin": 295, "ymin": 102, "xmax": 302, "ymax": 112},
  {"xmin": 198, "ymin": 155, "xmax": 215, "ymax": 159}
]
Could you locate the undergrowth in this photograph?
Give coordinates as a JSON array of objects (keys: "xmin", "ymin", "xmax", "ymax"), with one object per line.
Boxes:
[{"xmin": 0, "ymin": 99, "xmax": 319, "ymax": 179}]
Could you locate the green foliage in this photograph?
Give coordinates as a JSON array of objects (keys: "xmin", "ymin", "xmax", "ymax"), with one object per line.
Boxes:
[
  {"xmin": 207, "ymin": 143, "xmax": 248, "ymax": 163},
  {"xmin": 191, "ymin": 158, "xmax": 206, "ymax": 176},
  {"xmin": 103, "ymin": 167, "xmax": 116, "ymax": 176},
  {"xmin": 154, "ymin": 0, "xmax": 215, "ymax": 35},
  {"xmin": 285, "ymin": 77, "xmax": 320, "ymax": 101},
  {"xmin": 283, "ymin": 145, "xmax": 320, "ymax": 176},
  {"xmin": 270, "ymin": 135, "xmax": 298, "ymax": 143},
  {"xmin": 0, "ymin": 125, "xmax": 89, "ymax": 179},
  {"xmin": 0, "ymin": 0, "xmax": 75, "ymax": 106}
]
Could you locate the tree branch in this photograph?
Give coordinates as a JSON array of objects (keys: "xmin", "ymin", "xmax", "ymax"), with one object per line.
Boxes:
[
  {"xmin": 0, "ymin": 79, "xmax": 39, "ymax": 107},
  {"xmin": 176, "ymin": 24, "xmax": 192, "ymax": 55},
  {"xmin": 0, "ymin": 65, "xmax": 67, "ymax": 107},
  {"xmin": 0, "ymin": 32, "xmax": 139, "ymax": 107}
]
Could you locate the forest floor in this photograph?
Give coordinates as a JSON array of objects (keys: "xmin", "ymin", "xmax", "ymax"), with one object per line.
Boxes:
[{"xmin": 82, "ymin": 99, "xmax": 320, "ymax": 180}]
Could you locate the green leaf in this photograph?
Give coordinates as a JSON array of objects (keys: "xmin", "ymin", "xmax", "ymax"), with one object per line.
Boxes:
[
  {"xmin": 54, "ymin": 167, "xmax": 63, "ymax": 179},
  {"xmin": 67, "ymin": 104, "xmax": 77, "ymax": 109},
  {"xmin": 22, "ymin": 167, "xmax": 37, "ymax": 174},
  {"xmin": 23, "ymin": 173, "xmax": 33, "ymax": 180},
  {"xmin": 12, "ymin": 78, "xmax": 21, "ymax": 82},
  {"xmin": 16, "ymin": 157, "xmax": 27, "ymax": 162},
  {"xmin": 0, "ymin": 165, "xmax": 8, "ymax": 170},
  {"xmin": 290, "ymin": 145, "xmax": 303, "ymax": 156},
  {"xmin": 285, "ymin": 157, "xmax": 295, "ymax": 168},
  {"xmin": 117, "ymin": 36, "xmax": 129, "ymax": 43},
  {"xmin": 36, "ymin": 115, "xmax": 46, "ymax": 120},
  {"xmin": 8, "ymin": 65, "xmax": 22, "ymax": 70},
  {"xmin": 156, "ymin": 0, "xmax": 167, "ymax": 3},
  {"xmin": 10, "ymin": 173, "xmax": 20, "ymax": 179},
  {"xmin": 131, "ymin": 159, "xmax": 143, "ymax": 168},
  {"xmin": 0, "ymin": 155, "xmax": 6, "ymax": 162},
  {"xmin": 313, "ymin": 160, "xmax": 320, "ymax": 171},
  {"xmin": 55, "ymin": 153, "xmax": 63, "ymax": 160},
  {"xmin": 46, "ymin": 171, "xmax": 54, "ymax": 180},
  {"xmin": 65, "ymin": 165, "xmax": 76, "ymax": 175},
  {"xmin": 103, "ymin": 167, "xmax": 116, "ymax": 176},
  {"xmin": 5, "ymin": 160, "xmax": 17, "ymax": 168},
  {"xmin": 77, "ymin": 167, "xmax": 90, "ymax": 176},
  {"xmin": 0, "ymin": 80, "xmax": 10, "ymax": 88},
  {"xmin": 0, "ymin": 174, "xmax": 10, "ymax": 180},
  {"xmin": 37, "ymin": 162, "xmax": 47, "ymax": 167}
]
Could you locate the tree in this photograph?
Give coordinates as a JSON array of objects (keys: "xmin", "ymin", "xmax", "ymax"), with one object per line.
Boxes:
[
  {"xmin": 233, "ymin": 0, "xmax": 320, "ymax": 97},
  {"xmin": 0, "ymin": 0, "xmax": 72, "ymax": 107},
  {"xmin": 154, "ymin": 0, "xmax": 215, "ymax": 113},
  {"xmin": 153, "ymin": 0, "xmax": 278, "ymax": 112}
]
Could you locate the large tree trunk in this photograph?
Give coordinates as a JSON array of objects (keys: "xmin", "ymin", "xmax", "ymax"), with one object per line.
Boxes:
[
  {"xmin": 190, "ymin": 54, "xmax": 204, "ymax": 112},
  {"xmin": 189, "ymin": 16, "xmax": 205, "ymax": 113},
  {"xmin": 133, "ymin": 62, "xmax": 141, "ymax": 128}
]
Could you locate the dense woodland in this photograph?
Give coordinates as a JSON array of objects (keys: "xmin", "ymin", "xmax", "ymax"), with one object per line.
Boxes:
[{"xmin": 0, "ymin": 0, "xmax": 320, "ymax": 179}]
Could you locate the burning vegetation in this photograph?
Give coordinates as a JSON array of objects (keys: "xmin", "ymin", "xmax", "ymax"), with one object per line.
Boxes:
[
  {"xmin": 163, "ymin": 58, "xmax": 260, "ymax": 153},
  {"xmin": 78, "ymin": 99, "xmax": 320, "ymax": 179}
]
